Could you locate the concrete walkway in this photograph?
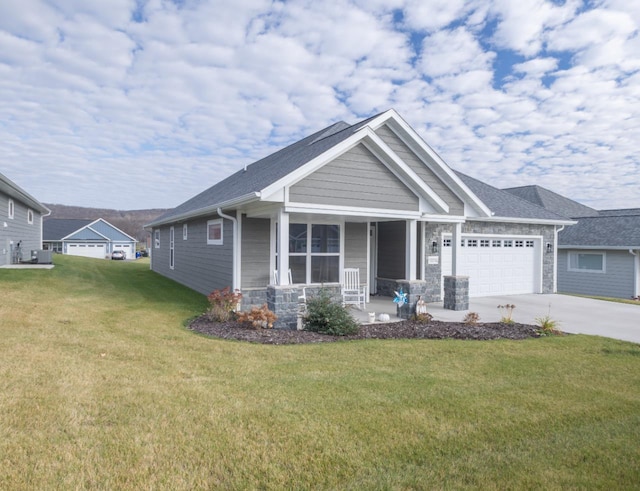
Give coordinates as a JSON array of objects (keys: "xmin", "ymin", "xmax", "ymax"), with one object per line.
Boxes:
[{"xmin": 356, "ymin": 294, "xmax": 640, "ymax": 344}]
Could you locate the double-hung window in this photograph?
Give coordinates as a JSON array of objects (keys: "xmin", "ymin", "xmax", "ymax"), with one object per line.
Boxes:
[
  {"xmin": 568, "ymin": 252, "xmax": 605, "ymax": 273},
  {"xmin": 289, "ymin": 223, "xmax": 340, "ymax": 283}
]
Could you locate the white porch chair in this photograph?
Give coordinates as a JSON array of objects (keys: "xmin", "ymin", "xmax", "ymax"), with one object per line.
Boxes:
[
  {"xmin": 341, "ymin": 268, "xmax": 366, "ymax": 310},
  {"xmin": 273, "ymin": 269, "xmax": 293, "ymax": 285}
]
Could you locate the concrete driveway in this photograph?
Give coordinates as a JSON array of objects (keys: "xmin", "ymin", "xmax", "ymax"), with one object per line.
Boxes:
[{"xmin": 427, "ymin": 294, "xmax": 640, "ymax": 344}]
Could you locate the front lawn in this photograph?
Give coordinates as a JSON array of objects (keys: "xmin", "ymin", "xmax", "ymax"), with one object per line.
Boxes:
[{"xmin": 1, "ymin": 255, "xmax": 639, "ymax": 489}]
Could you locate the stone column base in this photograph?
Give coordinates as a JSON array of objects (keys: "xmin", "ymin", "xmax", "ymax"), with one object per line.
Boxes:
[{"xmin": 443, "ymin": 276, "xmax": 469, "ymax": 311}]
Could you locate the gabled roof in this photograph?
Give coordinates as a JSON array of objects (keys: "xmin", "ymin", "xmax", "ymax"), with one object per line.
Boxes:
[
  {"xmin": 504, "ymin": 185, "xmax": 598, "ymax": 218},
  {"xmin": 456, "ymin": 173, "xmax": 573, "ymax": 223},
  {"xmin": 43, "ymin": 219, "xmax": 92, "ymax": 240},
  {"xmin": 0, "ymin": 172, "xmax": 50, "ymax": 215},
  {"xmin": 148, "ymin": 110, "xmax": 571, "ymax": 227},
  {"xmin": 558, "ymin": 212, "xmax": 640, "ymax": 248},
  {"xmin": 43, "ymin": 218, "xmax": 136, "ymax": 242}
]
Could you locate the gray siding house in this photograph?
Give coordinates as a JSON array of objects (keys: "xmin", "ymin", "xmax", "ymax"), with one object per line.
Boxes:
[
  {"xmin": 148, "ymin": 110, "xmax": 573, "ymax": 328},
  {"xmin": 0, "ymin": 172, "xmax": 50, "ymax": 266},
  {"xmin": 43, "ymin": 218, "xmax": 138, "ymax": 259},
  {"xmin": 506, "ymin": 185, "xmax": 640, "ymax": 300}
]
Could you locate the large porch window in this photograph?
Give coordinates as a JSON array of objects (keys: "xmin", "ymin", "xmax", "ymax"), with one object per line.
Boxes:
[{"xmin": 289, "ymin": 223, "xmax": 340, "ymax": 283}]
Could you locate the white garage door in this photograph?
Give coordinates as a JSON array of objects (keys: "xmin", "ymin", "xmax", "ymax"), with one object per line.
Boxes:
[
  {"xmin": 441, "ymin": 235, "xmax": 541, "ymax": 297},
  {"xmin": 67, "ymin": 243, "xmax": 106, "ymax": 259},
  {"xmin": 113, "ymin": 243, "xmax": 132, "ymax": 259}
]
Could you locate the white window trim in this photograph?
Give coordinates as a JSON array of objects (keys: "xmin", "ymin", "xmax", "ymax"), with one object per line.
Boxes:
[
  {"xmin": 207, "ymin": 219, "xmax": 223, "ymax": 245},
  {"xmin": 289, "ymin": 222, "xmax": 342, "ymax": 284},
  {"xmin": 154, "ymin": 230, "xmax": 160, "ymax": 249},
  {"xmin": 568, "ymin": 251, "xmax": 606, "ymax": 274},
  {"xmin": 27, "ymin": 209, "xmax": 34, "ymax": 224},
  {"xmin": 183, "ymin": 223, "xmax": 188, "ymax": 240},
  {"xmin": 8, "ymin": 199, "xmax": 14, "ymax": 219},
  {"xmin": 169, "ymin": 226, "xmax": 175, "ymax": 270}
]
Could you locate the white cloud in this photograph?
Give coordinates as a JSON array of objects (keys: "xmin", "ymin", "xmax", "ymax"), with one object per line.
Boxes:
[{"xmin": 0, "ymin": 0, "xmax": 638, "ymax": 209}]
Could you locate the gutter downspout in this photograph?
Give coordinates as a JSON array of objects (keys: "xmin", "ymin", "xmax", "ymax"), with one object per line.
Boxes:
[
  {"xmin": 553, "ymin": 225, "xmax": 565, "ymax": 293},
  {"xmin": 217, "ymin": 208, "xmax": 239, "ymax": 291},
  {"xmin": 630, "ymin": 250, "xmax": 640, "ymax": 298}
]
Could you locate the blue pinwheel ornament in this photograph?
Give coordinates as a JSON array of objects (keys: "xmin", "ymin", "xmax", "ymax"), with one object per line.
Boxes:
[{"xmin": 393, "ymin": 288, "xmax": 408, "ymax": 308}]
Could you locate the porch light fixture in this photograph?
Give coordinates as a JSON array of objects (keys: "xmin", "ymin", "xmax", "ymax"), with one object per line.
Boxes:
[
  {"xmin": 431, "ymin": 240, "xmax": 438, "ymax": 253},
  {"xmin": 546, "ymin": 242, "xmax": 553, "ymax": 253}
]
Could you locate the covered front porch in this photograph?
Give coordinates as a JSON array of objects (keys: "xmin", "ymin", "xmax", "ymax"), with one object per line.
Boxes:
[{"xmin": 238, "ymin": 207, "xmax": 469, "ymax": 329}]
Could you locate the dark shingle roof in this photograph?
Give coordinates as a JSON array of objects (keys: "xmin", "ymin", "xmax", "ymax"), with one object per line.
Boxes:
[
  {"xmin": 150, "ymin": 116, "xmax": 381, "ymax": 225},
  {"xmin": 559, "ymin": 212, "xmax": 640, "ymax": 247},
  {"xmin": 148, "ymin": 112, "xmax": 571, "ymax": 226},
  {"xmin": 455, "ymin": 172, "xmax": 570, "ymax": 221},
  {"xmin": 43, "ymin": 219, "xmax": 92, "ymax": 240},
  {"xmin": 503, "ymin": 185, "xmax": 598, "ymax": 218}
]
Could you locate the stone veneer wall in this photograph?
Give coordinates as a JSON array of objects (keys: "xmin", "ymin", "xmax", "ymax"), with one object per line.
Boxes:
[
  {"xmin": 263, "ymin": 285, "xmax": 342, "ymax": 330},
  {"xmin": 443, "ymin": 276, "xmax": 469, "ymax": 310}
]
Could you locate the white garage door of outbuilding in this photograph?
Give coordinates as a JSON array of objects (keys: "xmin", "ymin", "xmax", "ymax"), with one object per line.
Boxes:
[
  {"xmin": 441, "ymin": 234, "xmax": 542, "ymax": 297},
  {"xmin": 113, "ymin": 243, "xmax": 132, "ymax": 259},
  {"xmin": 67, "ymin": 243, "xmax": 106, "ymax": 259}
]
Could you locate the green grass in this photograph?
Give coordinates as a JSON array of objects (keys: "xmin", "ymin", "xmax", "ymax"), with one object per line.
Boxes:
[
  {"xmin": 1, "ymin": 255, "xmax": 639, "ymax": 489},
  {"xmin": 562, "ymin": 293, "xmax": 640, "ymax": 306}
]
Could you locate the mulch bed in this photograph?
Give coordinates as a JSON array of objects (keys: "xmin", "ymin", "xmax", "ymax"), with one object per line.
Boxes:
[{"xmin": 188, "ymin": 315, "xmax": 543, "ymax": 345}]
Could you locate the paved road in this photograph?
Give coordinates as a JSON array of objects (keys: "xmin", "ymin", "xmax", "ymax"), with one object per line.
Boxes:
[{"xmin": 427, "ymin": 294, "xmax": 640, "ymax": 344}]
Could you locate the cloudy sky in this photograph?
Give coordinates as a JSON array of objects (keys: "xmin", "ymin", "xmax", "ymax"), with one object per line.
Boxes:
[{"xmin": 1, "ymin": 0, "xmax": 639, "ymax": 211}]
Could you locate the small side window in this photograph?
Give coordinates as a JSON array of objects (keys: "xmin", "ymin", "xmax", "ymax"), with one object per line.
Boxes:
[
  {"xmin": 183, "ymin": 223, "xmax": 188, "ymax": 240},
  {"xmin": 8, "ymin": 199, "xmax": 14, "ymax": 219},
  {"xmin": 27, "ymin": 209, "xmax": 34, "ymax": 224},
  {"xmin": 154, "ymin": 230, "xmax": 160, "ymax": 248},
  {"xmin": 207, "ymin": 219, "xmax": 223, "ymax": 245}
]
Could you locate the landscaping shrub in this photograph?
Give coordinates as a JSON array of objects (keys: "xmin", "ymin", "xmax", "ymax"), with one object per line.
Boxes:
[
  {"xmin": 535, "ymin": 315, "xmax": 560, "ymax": 336},
  {"xmin": 236, "ymin": 304, "xmax": 277, "ymax": 329},
  {"xmin": 303, "ymin": 290, "xmax": 359, "ymax": 336},
  {"xmin": 207, "ymin": 287, "xmax": 242, "ymax": 322},
  {"xmin": 497, "ymin": 304, "xmax": 516, "ymax": 324},
  {"xmin": 411, "ymin": 312, "xmax": 433, "ymax": 323},
  {"xmin": 463, "ymin": 312, "xmax": 481, "ymax": 325}
]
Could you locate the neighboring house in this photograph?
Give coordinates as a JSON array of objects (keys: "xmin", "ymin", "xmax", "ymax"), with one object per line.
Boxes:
[
  {"xmin": 0, "ymin": 172, "xmax": 50, "ymax": 266},
  {"xmin": 147, "ymin": 109, "xmax": 573, "ymax": 328},
  {"xmin": 43, "ymin": 218, "xmax": 137, "ymax": 259},
  {"xmin": 505, "ymin": 185, "xmax": 640, "ymax": 300}
]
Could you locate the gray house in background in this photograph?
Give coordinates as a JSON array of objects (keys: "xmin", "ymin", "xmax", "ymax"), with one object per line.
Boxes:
[
  {"xmin": 147, "ymin": 109, "xmax": 573, "ymax": 328},
  {"xmin": 43, "ymin": 218, "xmax": 138, "ymax": 259},
  {"xmin": 0, "ymin": 172, "xmax": 50, "ymax": 266},
  {"xmin": 505, "ymin": 185, "xmax": 640, "ymax": 300}
]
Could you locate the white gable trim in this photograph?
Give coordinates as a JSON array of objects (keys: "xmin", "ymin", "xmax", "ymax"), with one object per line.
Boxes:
[
  {"xmin": 366, "ymin": 109, "xmax": 493, "ymax": 217},
  {"xmin": 61, "ymin": 218, "xmax": 138, "ymax": 242},
  {"xmin": 261, "ymin": 126, "xmax": 450, "ymax": 214}
]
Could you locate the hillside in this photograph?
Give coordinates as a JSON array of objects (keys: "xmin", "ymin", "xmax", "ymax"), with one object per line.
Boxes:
[{"xmin": 44, "ymin": 204, "xmax": 168, "ymax": 244}]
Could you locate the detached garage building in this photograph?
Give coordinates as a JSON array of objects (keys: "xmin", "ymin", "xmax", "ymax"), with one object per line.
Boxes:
[{"xmin": 43, "ymin": 218, "xmax": 137, "ymax": 259}]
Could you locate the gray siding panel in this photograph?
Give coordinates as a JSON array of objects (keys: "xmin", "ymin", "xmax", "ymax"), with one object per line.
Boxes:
[
  {"xmin": 0, "ymin": 190, "xmax": 42, "ymax": 266},
  {"xmin": 241, "ymin": 217, "xmax": 271, "ymax": 288},
  {"xmin": 289, "ymin": 144, "xmax": 419, "ymax": 211},
  {"xmin": 344, "ymin": 222, "xmax": 368, "ymax": 281},
  {"xmin": 151, "ymin": 216, "xmax": 233, "ymax": 295},
  {"xmin": 558, "ymin": 249, "xmax": 635, "ymax": 299},
  {"xmin": 375, "ymin": 125, "xmax": 465, "ymax": 215}
]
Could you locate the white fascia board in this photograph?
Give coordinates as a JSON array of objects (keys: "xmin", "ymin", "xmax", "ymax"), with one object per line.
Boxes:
[
  {"xmin": 420, "ymin": 214, "xmax": 466, "ymax": 223},
  {"xmin": 284, "ymin": 202, "xmax": 422, "ymax": 220},
  {"xmin": 467, "ymin": 216, "xmax": 577, "ymax": 226},
  {"xmin": 367, "ymin": 110, "xmax": 493, "ymax": 218},
  {"xmin": 360, "ymin": 129, "xmax": 449, "ymax": 213},
  {"xmin": 558, "ymin": 245, "xmax": 639, "ymax": 250},
  {"xmin": 145, "ymin": 193, "xmax": 260, "ymax": 228},
  {"xmin": 260, "ymin": 126, "xmax": 449, "ymax": 214},
  {"xmin": 61, "ymin": 222, "xmax": 108, "ymax": 241}
]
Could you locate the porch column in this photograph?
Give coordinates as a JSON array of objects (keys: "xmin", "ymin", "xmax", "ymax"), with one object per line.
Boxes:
[
  {"xmin": 277, "ymin": 209, "xmax": 290, "ymax": 285},
  {"xmin": 406, "ymin": 219, "xmax": 417, "ymax": 281},
  {"xmin": 451, "ymin": 222, "xmax": 461, "ymax": 276}
]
